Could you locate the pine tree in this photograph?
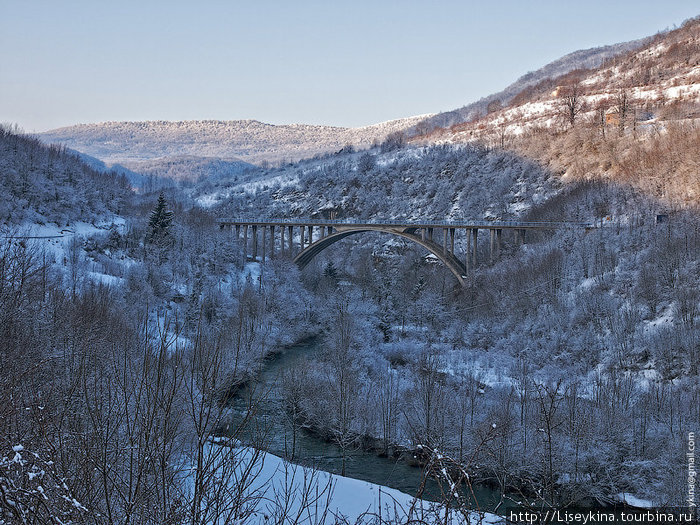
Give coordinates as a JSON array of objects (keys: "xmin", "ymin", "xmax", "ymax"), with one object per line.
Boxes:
[
  {"xmin": 146, "ymin": 192, "xmax": 173, "ymax": 245},
  {"xmin": 323, "ymin": 261, "xmax": 338, "ymax": 280}
]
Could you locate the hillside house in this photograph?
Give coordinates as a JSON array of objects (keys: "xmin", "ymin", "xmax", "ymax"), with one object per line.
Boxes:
[{"xmin": 605, "ymin": 108, "xmax": 621, "ymax": 126}]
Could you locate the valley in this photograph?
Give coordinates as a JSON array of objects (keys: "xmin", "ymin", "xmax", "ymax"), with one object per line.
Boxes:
[{"xmin": 1, "ymin": 12, "xmax": 699, "ymax": 525}]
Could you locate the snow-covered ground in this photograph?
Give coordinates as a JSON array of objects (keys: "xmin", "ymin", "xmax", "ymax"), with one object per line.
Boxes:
[
  {"xmin": 194, "ymin": 443, "xmax": 503, "ymax": 524},
  {"xmin": 11, "ymin": 219, "xmax": 129, "ymax": 286},
  {"xmin": 617, "ymin": 493, "xmax": 654, "ymax": 509}
]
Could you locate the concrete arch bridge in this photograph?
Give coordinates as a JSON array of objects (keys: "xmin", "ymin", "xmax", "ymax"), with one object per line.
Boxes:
[{"xmin": 217, "ymin": 218, "xmax": 594, "ymax": 287}]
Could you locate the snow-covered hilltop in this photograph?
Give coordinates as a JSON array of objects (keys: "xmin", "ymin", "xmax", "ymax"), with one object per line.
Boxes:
[
  {"xmin": 420, "ymin": 18, "xmax": 700, "ymax": 145},
  {"xmin": 412, "ymin": 36, "xmax": 650, "ymax": 131},
  {"xmin": 35, "ymin": 34, "xmax": 657, "ymax": 182},
  {"xmin": 38, "ymin": 115, "xmax": 432, "ymax": 166}
]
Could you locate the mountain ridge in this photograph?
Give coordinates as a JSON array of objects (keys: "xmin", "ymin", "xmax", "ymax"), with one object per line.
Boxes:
[
  {"xmin": 38, "ymin": 115, "xmax": 433, "ymax": 166},
  {"xmin": 412, "ymin": 36, "xmax": 652, "ymax": 132}
]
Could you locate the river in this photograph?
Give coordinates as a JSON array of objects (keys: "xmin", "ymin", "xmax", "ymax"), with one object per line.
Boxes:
[{"xmin": 227, "ymin": 337, "xmax": 508, "ymax": 512}]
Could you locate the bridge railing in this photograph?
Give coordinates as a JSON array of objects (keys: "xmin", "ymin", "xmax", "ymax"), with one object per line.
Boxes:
[{"xmin": 216, "ymin": 218, "xmax": 595, "ymax": 229}]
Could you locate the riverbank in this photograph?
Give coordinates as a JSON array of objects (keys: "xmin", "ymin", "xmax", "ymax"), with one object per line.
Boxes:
[
  {"xmin": 222, "ymin": 335, "xmax": 511, "ymax": 511},
  {"xmin": 200, "ymin": 439, "xmax": 505, "ymax": 524},
  {"xmin": 223, "ymin": 333, "xmax": 659, "ymax": 515}
]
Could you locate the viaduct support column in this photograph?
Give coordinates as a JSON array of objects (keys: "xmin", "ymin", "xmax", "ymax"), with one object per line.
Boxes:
[
  {"xmin": 443, "ymin": 228, "xmax": 448, "ymax": 255},
  {"xmin": 496, "ymin": 229, "xmax": 502, "ymax": 259},
  {"xmin": 300, "ymin": 226, "xmax": 305, "ymax": 251},
  {"xmin": 288, "ymin": 226, "xmax": 294, "ymax": 253},
  {"xmin": 450, "ymin": 228, "xmax": 455, "ymax": 254},
  {"xmin": 280, "ymin": 226, "xmax": 285, "ymax": 255},
  {"xmin": 270, "ymin": 226, "xmax": 275, "ymax": 258},
  {"xmin": 308, "ymin": 225, "xmax": 313, "ymax": 245},
  {"xmin": 235, "ymin": 224, "xmax": 240, "ymax": 239},
  {"xmin": 472, "ymin": 228, "xmax": 478, "ymax": 267},
  {"xmin": 428, "ymin": 228, "xmax": 433, "ymax": 241},
  {"xmin": 465, "ymin": 228, "xmax": 471, "ymax": 272},
  {"xmin": 489, "ymin": 229, "xmax": 495, "ymax": 263},
  {"xmin": 421, "ymin": 228, "xmax": 426, "ymax": 241},
  {"xmin": 252, "ymin": 225, "xmax": 258, "ymax": 260},
  {"xmin": 243, "ymin": 225, "xmax": 249, "ymax": 259},
  {"xmin": 261, "ymin": 226, "xmax": 266, "ymax": 262}
]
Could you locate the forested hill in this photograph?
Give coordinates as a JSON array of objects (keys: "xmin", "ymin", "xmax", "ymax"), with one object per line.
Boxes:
[
  {"xmin": 0, "ymin": 127, "xmax": 132, "ymax": 225},
  {"xmin": 197, "ymin": 144, "xmax": 558, "ymax": 222},
  {"xmin": 37, "ymin": 116, "xmax": 431, "ymax": 166},
  {"xmin": 412, "ymin": 35, "xmax": 649, "ymax": 132},
  {"xmin": 416, "ymin": 17, "xmax": 700, "ymax": 207}
]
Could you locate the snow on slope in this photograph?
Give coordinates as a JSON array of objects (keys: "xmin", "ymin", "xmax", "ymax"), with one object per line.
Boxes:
[
  {"xmin": 422, "ymin": 18, "xmax": 700, "ymax": 145},
  {"xmin": 119, "ymin": 155, "xmax": 255, "ymax": 183},
  {"xmin": 199, "ymin": 143, "xmax": 556, "ymax": 226},
  {"xmin": 35, "ymin": 33, "xmax": 651, "ymax": 177},
  {"xmin": 38, "ymin": 115, "xmax": 433, "ymax": 167},
  {"xmin": 197, "ymin": 443, "xmax": 503, "ymax": 524},
  {"xmin": 412, "ymin": 36, "xmax": 650, "ymax": 131}
]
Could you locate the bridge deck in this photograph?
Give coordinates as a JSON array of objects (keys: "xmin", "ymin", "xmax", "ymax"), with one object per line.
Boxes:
[{"xmin": 217, "ymin": 218, "xmax": 594, "ymax": 230}]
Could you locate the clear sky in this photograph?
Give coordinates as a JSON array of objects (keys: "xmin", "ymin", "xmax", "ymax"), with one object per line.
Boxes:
[{"xmin": 1, "ymin": 1, "xmax": 698, "ymax": 132}]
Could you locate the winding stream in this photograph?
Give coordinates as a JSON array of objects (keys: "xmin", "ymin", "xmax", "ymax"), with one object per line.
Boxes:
[{"xmin": 228, "ymin": 337, "xmax": 507, "ymax": 511}]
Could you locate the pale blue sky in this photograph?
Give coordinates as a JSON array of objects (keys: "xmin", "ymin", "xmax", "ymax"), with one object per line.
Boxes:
[{"xmin": 1, "ymin": 1, "xmax": 697, "ymax": 131}]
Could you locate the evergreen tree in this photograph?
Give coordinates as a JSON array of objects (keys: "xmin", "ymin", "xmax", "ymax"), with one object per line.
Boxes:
[
  {"xmin": 323, "ymin": 261, "xmax": 338, "ymax": 280},
  {"xmin": 146, "ymin": 192, "xmax": 174, "ymax": 245}
]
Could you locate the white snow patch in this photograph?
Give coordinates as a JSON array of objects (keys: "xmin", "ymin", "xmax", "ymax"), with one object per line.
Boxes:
[
  {"xmin": 618, "ymin": 492, "xmax": 654, "ymax": 508},
  {"xmin": 201, "ymin": 445, "xmax": 504, "ymax": 524},
  {"xmin": 87, "ymin": 272, "xmax": 124, "ymax": 286},
  {"xmin": 644, "ymin": 305, "xmax": 675, "ymax": 331},
  {"xmin": 239, "ymin": 261, "xmax": 262, "ymax": 285}
]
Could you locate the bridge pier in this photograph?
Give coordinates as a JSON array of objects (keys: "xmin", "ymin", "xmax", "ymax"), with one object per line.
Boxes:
[
  {"xmin": 450, "ymin": 228, "xmax": 455, "ymax": 254},
  {"xmin": 472, "ymin": 228, "xmax": 478, "ymax": 267},
  {"xmin": 428, "ymin": 227, "xmax": 433, "ymax": 241},
  {"xmin": 496, "ymin": 229, "xmax": 502, "ymax": 259},
  {"xmin": 288, "ymin": 226, "xmax": 294, "ymax": 253},
  {"xmin": 421, "ymin": 228, "xmax": 426, "ymax": 241},
  {"xmin": 513, "ymin": 228, "xmax": 526, "ymax": 246},
  {"xmin": 443, "ymin": 228, "xmax": 448, "ymax": 255},
  {"xmin": 308, "ymin": 225, "xmax": 313, "ymax": 245},
  {"xmin": 262, "ymin": 226, "xmax": 267, "ymax": 262},
  {"xmin": 243, "ymin": 225, "xmax": 249, "ymax": 258},
  {"xmin": 235, "ymin": 224, "xmax": 240, "ymax": 239},
  {"xmin": 300, "ymin": 226, "xmax": 305, "ymax": 251},
  {"xmin": 252, "ymin": 225, "xmax": 258, "ymax": 260},
  {"xmin": 280, "ymin": 225, "xmax": 285, "ymax": 255},
  {"xmin": 465, "ymin": 228, "xmax": 471, "ymax": 272}
]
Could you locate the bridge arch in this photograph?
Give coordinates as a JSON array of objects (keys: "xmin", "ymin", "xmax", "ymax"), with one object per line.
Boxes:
[{"xmin": 293, "ymin": 226, "xmax": 467, "ymax": 286}]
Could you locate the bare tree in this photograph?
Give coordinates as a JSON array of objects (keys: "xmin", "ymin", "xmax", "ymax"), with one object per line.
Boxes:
[
  {"xmin": 376, "ymin": 366, "xmax": 401, "ymax": 458},
  {"xmin": 406, "ymin": 347, "xmax": 447, "ymax": 449},
  {"xmin": 560, "ymin": 84, "xmax": 586, "ymax": 127},
  {"xmin": 535, "ymin": 379, "xmax": 564, "ymax": 504},
  {"xmin": 616, "ymin": 89, "xmax": 631, "ymax": 133},
  {"xmin": 323, "ymin": 301, "xmax": 361, "ymax": 476}
]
